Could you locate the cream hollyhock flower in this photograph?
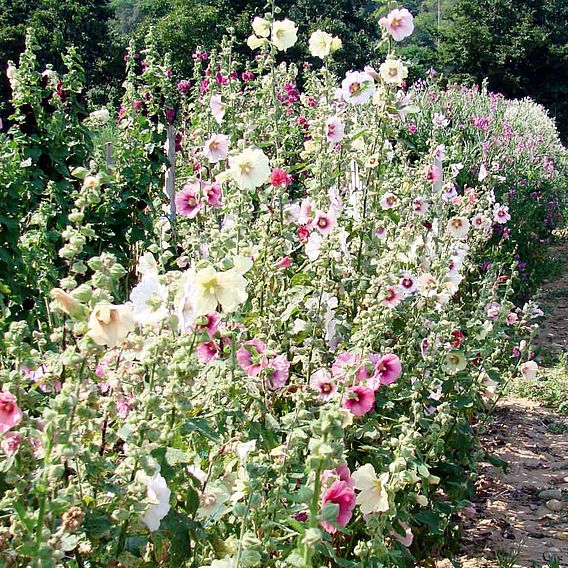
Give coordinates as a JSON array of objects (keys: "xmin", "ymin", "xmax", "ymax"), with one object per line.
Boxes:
[
  {"xmin": 352, "ymin": 463, "xmax": 389, "ymax": 514},
  {"xmin": 179, "ymin": 256, "xmax": 253, "ymax": 324},
  {"xmin": 88, "ymin": 303, "xmax": 135, "ymax": 347},
  {"xmin": 246, "ymin": 34, "xmax": 266, "ymax": 50},
  {"xmin": 271, "ymin": 19, "xmax": 298, "ymax": 51},
  {"xmin": 129, "ymin": 274, "xmax": 169, "ymax": 325},
  {"xmin": 379, "ymin": 58, "xmax": 408, "ymax": 86},
  {"xmin": 137, "ymin": 252, "xmax": 158, "ymax": 276},
  {"xmin": 252, "ymin": 16, "xmax": 271, "ymax": 37},
  {"xmin": 331, "ymin": 37, "xmax": 342, "ymax": 53},
  {"xmin": 50, "ymin": 288, "xmax": 88, "ymax": 320},
  {"xmin": 309, "ymin": 30, "xmax": 334, "ymax": 59},
  {"xmin": 229, "ymin": 148, "xmax": 270, "ymax": 189},
  {"xmin": 137, "ymin": 470, "xmax": 171, "ymax": 532}
]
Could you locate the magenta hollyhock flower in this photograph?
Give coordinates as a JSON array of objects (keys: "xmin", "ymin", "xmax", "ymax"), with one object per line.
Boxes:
[
  {"xmin": 0, "ymin": 392, "xmax": 22, "ymax": 434},
  {"xmin": 195, "ymin": 312, "xmax": 220, "ymax": 337},
  {"xmin": 276, "ymin": 256, "xmax": 291, "ymax": 269},
  {"xmin": 177, "ymin": 80, "xmax": 191, "ymax": 94},
  {"xmin": 321, "ymin": 480, "xmax": 356, "ymax": 534},
  {"xmin": 270, "ymin": 168, "xmax": 293, "ymax": 187},
  {"xmin": 493, "ymin": 203, "xmax": 511, "ymax": 224},
  {"xmin": 332, "ymin": 351, "xmax": 359, "ymax": 378},
  {"xmin": 175, "ymin": 183, "xmax": 202, "ymax": 218},
  {"xmin": 197, "ymin": 341, "xmax": 220, "ymax": 363},
  {"xmin": 334, "ymin": 463, "xmax": 354, "ymax": 488},
  {"xmin": 165, "ymin": 108, "xmax": 175, "ymax": 123},
  {"xmin": 342, "ymin": 386, "xmax": 375, "ymax": 416},
  {"xmin": 373, "ymin": 353, "xmax": 402, "ymax": 387},
  {"xmin": 379, "ymin": 8, "xmax": 414, "ymax": 41},
  {"xmin": 236, "ymin": 339, "xmax": 267, "ymax": 376},
  {"xmin": 310, "ymin": 369, "xmax": 337, "ymax": 401},
  {"xmin": 1, "ymin": 432, "xmax": 21, "ymax": 456},
  {"xmin": 266, "ymin": 354, "xmax": 290, "ymax": 390},
  {"xmin": 205, "ymin": 182, "xmax": 223, "ymax": 208}
]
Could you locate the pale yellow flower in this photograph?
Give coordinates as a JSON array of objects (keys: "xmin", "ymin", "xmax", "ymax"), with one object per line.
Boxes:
[
  {"xmin": 351, "ymin": 463, "xmax": 389, "ymax": 515},
  {"xmin": 88, "ymin": 303, "xmax": 135, "ymax": 347},
  {"xmin": 50, "ymin": 288, "xmax": 88, "ymax": 320},
  {"xmin": 271, "ymin": 19, "xmax": 297, "ymax": 51},
  {"xmin": 229, "ymin": 148, "xmax": 270, "ymax": 189},
  {"xmin": 308, "ymin": 30, "xmax": 334, "ymax": 59},
  {"xmin": 252, "ymin": 16, "xmax": 270, "ymax": 38}
]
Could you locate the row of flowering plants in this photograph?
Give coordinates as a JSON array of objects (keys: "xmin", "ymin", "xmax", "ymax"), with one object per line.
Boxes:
[{"xmin": 0, "ymin": 5, "xmax": 562, "ymax": 567}]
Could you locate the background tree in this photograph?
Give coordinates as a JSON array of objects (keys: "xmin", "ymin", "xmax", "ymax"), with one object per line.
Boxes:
[{"xmin": 439, "ymin": 0, "xmax": 568, "ymax": 139}]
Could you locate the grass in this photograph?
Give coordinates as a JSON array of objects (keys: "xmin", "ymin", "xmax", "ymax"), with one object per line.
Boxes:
[{"xmin": 506, "ymin": 355, "xmax": 568, "ymax": 416}]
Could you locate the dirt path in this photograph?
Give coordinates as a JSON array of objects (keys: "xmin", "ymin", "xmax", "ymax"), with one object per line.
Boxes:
[
  {"xmin": 457, "ymin": 398, "xmax": 568, "ymax": 567},
  {"xmin": 455, "ymin": 242, "xmax": 568, "ymax": 567}
]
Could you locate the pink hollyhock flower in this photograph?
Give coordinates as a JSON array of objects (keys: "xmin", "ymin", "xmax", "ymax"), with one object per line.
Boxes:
[
  {"xmin": 390, "ymin": 522, "xmax": 414, "ymax": 547},
  {"xmin": 321, "ymin": 480, "xmax": 356, "ymax": 534},
  {"xmin": 379, "ymin": 8, "xmax": 414, "ymax": 42},
  {"xmin": 1, "ymin": 432, "xmax": 21, "ymax": 456},
  {"xmin": 326, "ymin": 116, "xmax": 345, "ymax": 143},
  {"xmin": 384, "ymin": 285, "xmax": 402, "ymax": 308},
  {"xmin": 342, "ymin": 386, "xmax": 375, "ymax": 416},
  {"xmin": 335, "ymin": 464, "xmax": 354, "ymax": 488},
  {"xmin": 95, "ymin": 355, "xmax": 112, "ymax": 379},
  {"xmin": 270, "ymin": 168, "xmax": 292, "ymax": 187},
  {"xmin": 0, "ymin": 392, "xmax": 22, "ymax": 434},
  {"xmin": 332, "ymin": 351, "xmax": 360, "ymax": 378},
  {"xmin": 276, "ymin": 256, "xmax": 291, "ymax": 269},
  {"xmin": 197, "ymin": 341, "xmax": 219, "ymax": 363},
  {"xmin": 24, "ymin": 365, "xmax": 61, "ymax": 394},
  {"xmin": 195, "ymin": 312, "xmax": 220, "ymax": 337},
  {"xmin": 115, "ymin": 395, "xmax": 132, "ymax": 419},
  {"xmin": 314, "ymin": 210, "xmax": 336, "ymax": 234},
  {"xmin": 506, "ymin": 312, "xmax": 518, "ymax": 325},
  {"xmin": 236, "ymin": 339, "xmax": 267, "ymax": 376},
  {"xmin": 425, "ymin": 165, "xmax": 442, "ymax": 183},
  {"xmin": 310, "ymin": 369, "xmax": 337, "ymax": 401},
  {"xmin": 175, "ymin": 183, "xmax": 202, "ymax": 218},
  {"xmin": 356, "ymin": 354, "xmax": 380, "ymax": 382},
  {"xmin": 299, "ymin": 199, "xmax": 314, "ymax": 224},
  {"xmin": 203, "ymin": 133, "xmax": 229, "ymax": 163},
  {"xmin": 209, "ymin": 94, "xmax": 225, "ymax": 124},
  {"xmin": 341, "ymin": 71, "xmax": 375, "ymax": 105},
  {"xmin": 266, "ymin": 354, "xmax": 290, "ymax": 390},
  {"xmin": 297, "ymin": 224, "xmax": 311, "ymax": 244},
  {"xmin": 493, "ymin": 203, "xmax": 511, "ymax": 224},
  {"xmin": 373, "ymin": 354, "xmax": 402, "ymax": 386},
  {"xmin": 412, "ymin": 197, "xmax": 429, "ymax": 215},
  {"xmin": 205, "ymin": 182, "xmax": 223, "ymax": 208}
]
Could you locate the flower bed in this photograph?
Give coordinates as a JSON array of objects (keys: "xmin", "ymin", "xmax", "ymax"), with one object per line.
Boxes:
[{"xmin": 0, "ymin": 7, "xmax": 565, "ymax": 567}]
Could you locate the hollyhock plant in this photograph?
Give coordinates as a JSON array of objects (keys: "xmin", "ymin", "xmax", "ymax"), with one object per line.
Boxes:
[
  {"xmin": 205, "ymin": 182, "xmax": 223, "ymax": 208},
  {"xmin": 343, "ymin": 386, "xmax": 376, "ymax": 416},
  {"xmin": 236, "ymin": 339, "xmax": 268, "ymax": 376},
  {"xmin": 321, "ymin": 480, "xmax": 356, "ymax": 534},
  {"xmin": 379, "ymin": 8, "xmax": 414, "ymax": 41},
  {"xmin": 0, "ymin": 392, "xmax": 22, "ymax": 434}
]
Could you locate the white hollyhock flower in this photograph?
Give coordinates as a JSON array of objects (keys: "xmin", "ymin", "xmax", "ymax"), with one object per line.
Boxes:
[
  {"xmin": 341, "ymin": 71, "xmax": 375, "ymax": 104},
  {"xmin": 271, "ymin": 19, "xmax": 298, "ymax": 51},
  {"xmin": 130, "ymin": 274, "xmax": 169, "ymax": 325},
  {"xmin": 137, "ymin": 252, "xmax": 158, "ymax": 276},
  {"xmin": 137, "ymin": 470, "xmax": 171, "ymax": 532},
  {"xmin": 229, "ymin": 148, "xmax": 270, "ymax": 189},
  {"xmin": 520, "ymin": 360, "xmax": 538, "ymax": 380},
  {"xmin": 210, "ymin": 95, "xmax": 226, "ymax": 124},
  {"xmin": 352, "ymin": 463, "xmax": 389, "ymax": 514},
  {"xmin": 446, "ymin": 216, "xmax": 470, "ymax": 239},
  {"xmin": 309, "ymin": 30, "xmax": 334, "ymax": 58},
  {"xmin": 203, "ymin": 133, "xmax": 230, "ymax": 163},
  {"xmin": 89, "ymin": 108, "xmax": 110, "ymax": 125},
  {"xmin": 379, "ymin": 58, "xmax": 408, "ymax": 86},
  {"xmin": 252, "ymin": 16, "xmax": 270, "ymax": 38},
  {"xmin": 305, "ymin": 231, "xmax": 323, "ymax": 261}
]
